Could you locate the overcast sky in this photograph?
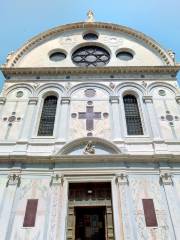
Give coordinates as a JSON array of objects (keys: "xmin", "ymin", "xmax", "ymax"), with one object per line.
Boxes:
[{"xmin": 0, "ymin": 0, "xmax": 180, "ymax": 87}]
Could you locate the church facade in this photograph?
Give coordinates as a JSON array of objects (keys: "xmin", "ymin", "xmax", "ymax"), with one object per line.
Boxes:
[{"xmin": 0, "ymin": 13, "xmax": 180, "ymax": 240}]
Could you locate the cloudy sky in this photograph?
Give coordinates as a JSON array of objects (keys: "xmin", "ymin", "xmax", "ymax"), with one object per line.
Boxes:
[{"xmin": 0, "ymin": 0, "xmax": 180, "ymax": 87}]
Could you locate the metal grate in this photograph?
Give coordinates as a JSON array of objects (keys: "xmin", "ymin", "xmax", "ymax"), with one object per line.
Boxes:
[
  {"xmin": 38, "ymin": 96, "xmax": 57, "ymax": 136},
  {"xmin": 123, "ymin": 95, "xmax": 143, "ymax": 135}
]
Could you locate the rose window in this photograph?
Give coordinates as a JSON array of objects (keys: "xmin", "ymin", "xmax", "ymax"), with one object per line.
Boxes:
[{"xmin": 72, "ymin": 46, "xmax": 110, "ymax": 67}]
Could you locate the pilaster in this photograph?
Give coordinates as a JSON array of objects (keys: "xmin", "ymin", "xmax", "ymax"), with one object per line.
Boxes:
[
  {"xmin": 57, "ymin": 97, "xmax": 71, "ymax": 141},
  {"xmin": 116, "ymin": 173, "xmax": 138, "ymax": 240},
  {"xmin": 19, "ymin": 97, "xmax": 38, "ymax": 141},
  {"xmin": 160, "ymin": 170, "xmax": 180, "ymax": 238},
  {"xmin": 0, "ymin": 170, "xmax": 21, "ymax": 240},
  {"xmin": 47, "ymin": 173, "xmax": 67, "ymax": 240},
  {"xmin": 109, "ymin": 96, "xmax": 122, "ymax": 140}
]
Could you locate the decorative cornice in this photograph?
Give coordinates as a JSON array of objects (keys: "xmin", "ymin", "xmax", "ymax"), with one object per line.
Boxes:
[
  {"xmin": 1, "ymin": 66, "xmax": 180, "ymax": 78},
  {"xmin": 0, "ymin": 153, "xmax": 179, "ymax": 164},
  {"xmin": 4, "ymin": 22, "xmax": 174, "ymax": 67}
]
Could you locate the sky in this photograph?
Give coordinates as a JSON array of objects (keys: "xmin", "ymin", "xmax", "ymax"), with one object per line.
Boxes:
[{"xmin": 0, "ymin": 0, "xmax": 180, "ymax": 88}]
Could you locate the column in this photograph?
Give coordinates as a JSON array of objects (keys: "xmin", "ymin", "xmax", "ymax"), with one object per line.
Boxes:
[
  {"xmin": 19, "ymin": 97, "xmax": 38, "ymax": 141},
  {"xmin": 160, "ymin": 170, "xmax": 180, "ymax": 239},
  {"xmin": 57, "ymin": 97, "xmax": 71, "ymax": 141},
  {"xmin": 0, "ymin": 172, "xmax": 21, "ymax": 240},
  {"xmin": 109, "ymin": 96, "xmax": 122, "ymax": 141},
  {"xmin": 143, "ymin": 96, "xmax": 162, "ymax": 140},
  {"xmin": 47, "ymin": 173, "xmax": 68, "ymax": 240},
  {"xmin": 115, "ymin": 172, "xmax": 138, "ymax": 240}
]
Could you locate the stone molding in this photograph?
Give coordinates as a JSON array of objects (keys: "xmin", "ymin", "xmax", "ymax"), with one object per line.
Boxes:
[
  {"xmin": 61, "ymin": 97, "xmax": 71, "ymax": 104},
  {"xmin": 7, "ymin": 172, "xmax": 21, "ymax": 186},
  {"xmin": 0, "ymin": 97, "xmax": 6, "ymax": 105},
  {"xmin": 1, "ymin": 66, "xmax": 180, "ymax": 78},
  {"xmin": 109, "ymin": 95, "xmax": 119, "ymax": 104},
  {"xmin": 160, "ymin": 171, "xmax": 173, "ymax": 185},
  {"xmin": 50, "ymin": 173, "xmax": 64, "ymax": 185},
  {"xmin": 3, "ymin": 22, "xmax": 174, "ymax": 67},
  {"xmin": 142, "ymin": 95, "xmax": 153, "ymax": 103},
  {"xmin": 28, "ymin": 97, "xmax": 38, "ymax": 105},
  {"xmin": 116, "ymin": 172, "xmax": 128, "ymax": 185}
]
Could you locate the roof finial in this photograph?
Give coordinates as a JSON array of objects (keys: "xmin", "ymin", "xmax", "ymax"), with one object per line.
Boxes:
[{"xmin": 86, "ymin": 10, "xmax": 95, "ymax": 22}]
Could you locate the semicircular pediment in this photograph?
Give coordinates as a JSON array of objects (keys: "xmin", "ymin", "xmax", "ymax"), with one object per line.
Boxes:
[
  {"xmin": 6, "ymin": 22, "xmax": 174, "ymax": 68},
  {"xmin": 56, "ymin": 137, "xmax": 121, "ymax": 155}
]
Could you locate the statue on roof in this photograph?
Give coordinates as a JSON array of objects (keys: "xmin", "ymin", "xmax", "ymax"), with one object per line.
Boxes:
[{"xmin": 86, "ymin": 10, "xmax": 95, "ymax": 22}]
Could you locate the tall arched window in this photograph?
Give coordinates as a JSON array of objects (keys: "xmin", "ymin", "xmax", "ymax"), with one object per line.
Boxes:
[
  {"xmin": 38, "ymin": 95, "xmax": 57, "ymax": 136},
  {"xmin": 123, "ymin": 94, "xmax": 143, "ymax": 135}
]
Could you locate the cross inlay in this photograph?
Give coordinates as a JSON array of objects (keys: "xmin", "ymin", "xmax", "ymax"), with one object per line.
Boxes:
[
  {"xmin": 2, "ymin": 112, "xmax": 22, "ymax": 126},
  {"xmin": 78, "ymin": 106, "xmax": 101, "ymax": 131},
  {"xmin": 161, "ymin": 111, "xmax": 179, "ymax": 126}
]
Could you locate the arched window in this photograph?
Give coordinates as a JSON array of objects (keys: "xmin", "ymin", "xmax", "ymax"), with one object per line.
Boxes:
[
  {"xmin": 123, "ymin": 94, "xmax": 143, "ymax": 135},
  {"xmin": 38, "ymin": 95, "xmax": 57, "ymax": 136}
]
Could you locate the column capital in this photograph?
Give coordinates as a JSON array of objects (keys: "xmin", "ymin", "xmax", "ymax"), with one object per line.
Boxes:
[
  {"xmin": 61, "ymin": 97, "xmax": 71, "ymax": 104},
  {"xmin": 50, "ymin": 173, "xmax": 64, "ymax": 185},
  {"xmin": 175, "ymin": 95, "xmax": 180, "ymax": 104},
  {"xmin": 116, "ymin": 172, "xmax": 128, "ymax": 185},
  {"xmin": 142, "ymin": 95, "xmax": 153, "ymax": 103},
  {"xmin": 109, "ymin": 96, "xmax": 119, "ymax": 104},
  {"xmin": 160, "ymin": 171, "xmax": 173, "ymax": 185},
  {"xmin": 7, "ymin": 172, "xmax": 21, "ymax": 186},
  {"xmin": 0, "ymin": 97, "xmax": 6, "ymax": 105},
  {"xmin": 28, "ymin": 97, "xmax": 38, "ymax": 105}
]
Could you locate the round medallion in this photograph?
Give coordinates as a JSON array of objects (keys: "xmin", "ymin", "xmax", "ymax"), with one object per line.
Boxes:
[
  {"xmin": 8, "ymin": 116, "xmax": 16, "ymax": 122},
  {"xmin": 158, "ymin": 89, "xmax": 166, "ymax": 96},
  {"xmin": 166, "ymin": 115, "xmax": 173, "ymax": 121},
  {"xmin": 72, "ymin": 46, "xmax": 110, "ymax": 67},
  {"xmin": 16, "ymin": 91, "xmax": 23, "ymax": 98},
  {"xmin": 71, "ymin": 113, "xmax": 77, "ymax": 118},
  {"xmin": 84, "ymin": 89, "xmax": 96, "ymax": 98}
]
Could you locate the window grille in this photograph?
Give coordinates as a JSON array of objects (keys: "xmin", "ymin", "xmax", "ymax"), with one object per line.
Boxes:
[
  {"xmin": 123, "ymin": 94, "xmax": 143, "ymax": 135},
  {"xmin": 38, "ymin": 96, "xmax": 57, "ymax": 136}
]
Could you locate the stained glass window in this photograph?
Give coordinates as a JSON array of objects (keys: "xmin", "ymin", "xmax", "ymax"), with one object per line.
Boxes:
[
  {"xmin": 72, "ymin": 46, "xmax": 110, "ymax": 67},
  {"xmin": 123, "ymin": 94, "xmax": 143, "ymax": 135},
  {"xmin": 38, "ymin": 96, "xmax": 57, "ymax": 136}
]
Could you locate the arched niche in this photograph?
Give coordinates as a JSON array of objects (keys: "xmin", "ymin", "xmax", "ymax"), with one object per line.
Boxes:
[{"xmin": 57, "ymin": 137, "xmax": 121, "ymax": 155}]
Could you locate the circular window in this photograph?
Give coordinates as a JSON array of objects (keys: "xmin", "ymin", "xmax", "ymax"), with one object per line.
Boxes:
[
  {"xmin": 72, "ymin": 46, "xmax": 110, "ymax": 67},
  {"xmin": 49, "ymin": 52, "xmax": 66, "ymax": 62},
  {"xmin": 116, "ymin": 51, "xmax": 133, "ymax": 61},
  {"xmin": 158, "ymin": 89, "xmax": 166, "ymax": 96},
  {"xmin": 83, "ymin": 33, "xmax": 98, "ymax": 40}
]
